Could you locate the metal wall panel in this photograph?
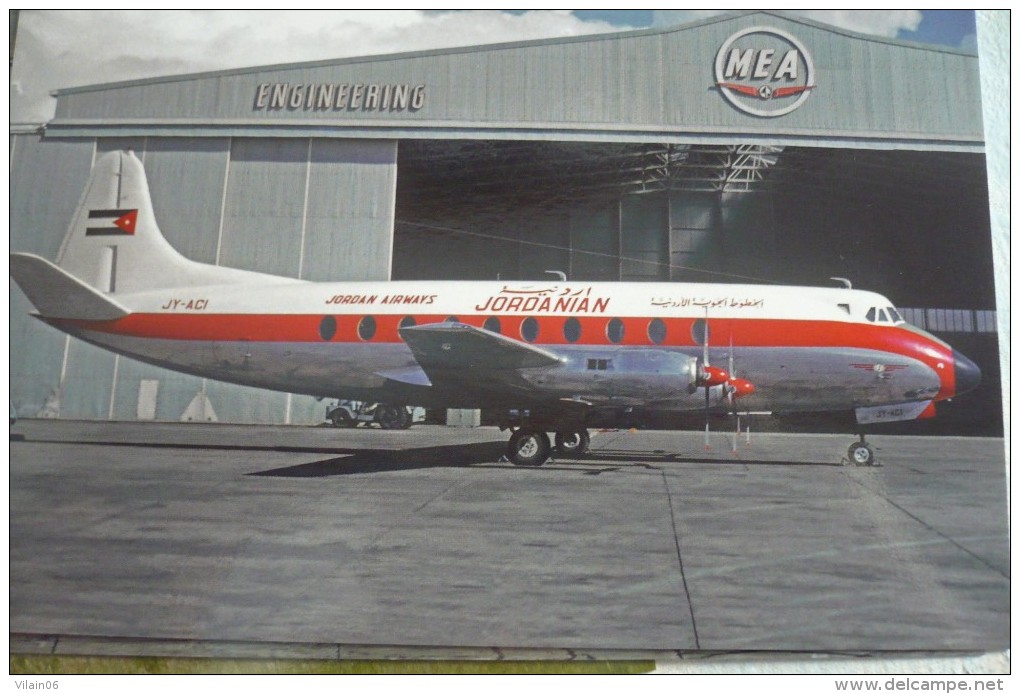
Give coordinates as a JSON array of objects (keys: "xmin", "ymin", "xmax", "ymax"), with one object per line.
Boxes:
[
  {"xmin": 9, "ymin": 134, "xmax": 96, "ymax": 418},
  {"xmin": 10, "ymin": 134, "xmax": 95, "ymax": 258},
  {"xmin": 49, "ymin": 13, "xmax": 982, "ymax": 149},
  {"xmin": 144, "ymin": 137, "xmax": 231, "ymax": 263},
  {"xmin": 220, "ymin": 138, "xmax": 308, "ymax": 277},
  {"xmin": 59, "ymin": 339, "xmax": 117, "ymax": 419},
  {"xmin": 205, "ymin": 379, "xmax": 289, "ymax": 426},
  {"xmin": 302, "ymin": 138, "xmax": 396, "ymax": 281},
  {"xmin": 109, "ymin": 357, "xmax": 203, "ymax": 423},
  {"xmin": 95, "ymin": 136, "xmax": 147, "ymax": 159}
]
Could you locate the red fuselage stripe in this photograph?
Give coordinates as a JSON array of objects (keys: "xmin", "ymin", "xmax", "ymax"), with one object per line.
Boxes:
[
  {"xmin": 62, "ymin": 311, "xmax": 953, "ymax": 364},
  {"xmin": 58, "ymin": 312, "xmax": 957, "ymax": 400}
]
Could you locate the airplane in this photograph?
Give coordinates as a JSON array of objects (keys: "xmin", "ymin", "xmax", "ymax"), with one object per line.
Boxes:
[{"xmin": 10, "ymin": 150, "xmax": 982, "ymax": 467}]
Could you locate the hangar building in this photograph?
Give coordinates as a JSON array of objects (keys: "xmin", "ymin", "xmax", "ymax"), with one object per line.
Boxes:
[{"xmin": 9, "ymin": 11, "xmax": 1000, "ymax": 433}]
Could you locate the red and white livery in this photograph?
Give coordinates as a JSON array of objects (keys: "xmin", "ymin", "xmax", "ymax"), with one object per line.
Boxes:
[{"xmin": 10, "ymin": 151, "xmax": 981, "ymax": 466}]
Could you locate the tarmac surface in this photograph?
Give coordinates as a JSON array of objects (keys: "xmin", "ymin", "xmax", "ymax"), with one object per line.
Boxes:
[{"xmin": 9, "ymin": 420, "xmax": 1010, "ymax": 660}]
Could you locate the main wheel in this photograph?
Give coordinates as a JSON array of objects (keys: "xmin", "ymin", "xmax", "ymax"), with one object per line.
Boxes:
[
  {"xmin": 507, "ymin": 429, "xmax": 551, "ymax": 467},
  {"xmin": 377, "ymin": 405, "xmax": 411, "ymax": 430},
  {"xmin": 848, "ymin": 441, "xmax": 876, "ymax": 466},
  {"xmin": 554, "ymin": 430, "xmax": 590, "ymax": 457},
  {"xmin": 330, "ymin": 409, "xmax": 353, "ymax": 428}
]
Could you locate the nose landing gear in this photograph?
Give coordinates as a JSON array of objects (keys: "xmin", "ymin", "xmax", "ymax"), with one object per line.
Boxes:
[{"xmin": 848, "ymin": 433, "xmax": 877, "ymax": 466}]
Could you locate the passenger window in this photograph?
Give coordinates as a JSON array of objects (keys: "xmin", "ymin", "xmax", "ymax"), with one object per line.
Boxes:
[
  {"xmin": 358, "ymin": 315, "xmax": 377, "ymax": 341},
  {"xmin": 521, "ymin": 317, "xmax": 539, "ymax": 343},
  {"xmin": 319, "ymin": 316, "xmax": 337, "ymax": 341},
  {"xmin": 648, "ymin": 318, "xmax": 666, "ymax": 344},
  {"xmin": 483, "ymin": 316, "xmax": 501, "ymax": 334},
  {"xmin": 563, "ymin": 317, "xmax": 581, "ymax": 343},
  {"xmin": 606, "ymin": 318, "xmax": 625, "ymax": 344}
]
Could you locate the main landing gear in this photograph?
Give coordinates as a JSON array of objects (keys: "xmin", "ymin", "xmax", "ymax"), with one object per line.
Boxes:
[
  {"xmin": 505, "ymin": 427, "xmax": 590, "ymax": 466},
  {"xmin": 848, "ymin": 433, "xmax": 877, "ymax": 467}
]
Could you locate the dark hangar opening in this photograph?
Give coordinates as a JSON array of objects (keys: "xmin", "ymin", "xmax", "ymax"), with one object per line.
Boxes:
[
  {"xmin": 394, "ymin": 141, "xmax": 992, "ymax": 307},
  {"xmin": 393, "ymin": 140, "xmax": 1000, "ymax": 435}
]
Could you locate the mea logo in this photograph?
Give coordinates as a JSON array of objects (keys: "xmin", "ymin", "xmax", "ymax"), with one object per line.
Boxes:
[{"xmin": 714, "ymin": 26, "xmax": 815, "ymax": 118}]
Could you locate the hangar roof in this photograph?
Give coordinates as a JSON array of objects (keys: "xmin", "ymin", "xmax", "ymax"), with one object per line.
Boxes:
[{"xmin": 47, "ymin": 11, "xmax": 982, "ymax": 151}]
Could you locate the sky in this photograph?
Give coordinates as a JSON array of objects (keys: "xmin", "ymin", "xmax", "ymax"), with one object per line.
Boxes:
[{"xmin": 10, "ymin": 10, "xmax": 979, "ymax": 124}]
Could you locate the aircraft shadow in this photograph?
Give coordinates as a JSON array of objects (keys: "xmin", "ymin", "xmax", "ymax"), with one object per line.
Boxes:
[
  {"xmin": 17, "ymin": 438, "xmax": 362, "ymax": 455},
  {"xmin": 586, "ymin": 449, "xmax": 844, "ymax": 467},
  {"xmin": 251, "ymin": 442, "xmax": 842, "ymax": 478},
  {"xmin": 250, "ymin": 441, "xmax": 507, "ymax": 477}
]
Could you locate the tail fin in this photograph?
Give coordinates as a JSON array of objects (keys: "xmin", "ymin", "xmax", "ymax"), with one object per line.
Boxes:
[
  {"xmin": 50, "ymin": 150, "xmax": 278, "ymax": 295},
  {"xmin": 54, "ymin": 150, "xmax": 194, "ymax": 293}
]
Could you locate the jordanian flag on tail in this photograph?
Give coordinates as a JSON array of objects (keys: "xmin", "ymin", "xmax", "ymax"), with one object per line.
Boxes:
[{"xmin": 86, "ymin": 209, "xmax": 138, "ymax": 236}]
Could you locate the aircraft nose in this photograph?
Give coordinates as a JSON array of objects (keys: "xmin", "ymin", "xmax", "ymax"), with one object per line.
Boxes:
[{"xmin": 953, "ymin": 349, "xmax": 981, "ymax": 396}]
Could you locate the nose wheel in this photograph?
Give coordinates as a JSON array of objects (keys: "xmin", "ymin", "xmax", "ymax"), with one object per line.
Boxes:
[{"xmin": 848, "ymin": 434, "xmax": 877, "ymax": 467}]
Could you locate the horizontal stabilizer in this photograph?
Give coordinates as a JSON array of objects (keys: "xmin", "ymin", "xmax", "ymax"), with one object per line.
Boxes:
[
  {"xmin": 400, "ymin": 322, "xmax": 562, "ymax": 373},
  {"xmin": 10, "ymin": 252, "xmax": 129, "ymax": 320}
]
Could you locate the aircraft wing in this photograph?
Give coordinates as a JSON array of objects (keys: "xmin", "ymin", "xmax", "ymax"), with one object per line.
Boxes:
[{"xmin": 398, "ymin": 322, "xmax": 562, "ymax": 395}]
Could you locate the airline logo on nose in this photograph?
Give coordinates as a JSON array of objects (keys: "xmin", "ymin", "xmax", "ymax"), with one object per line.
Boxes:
[{"xmin": 86, "ymin": 209, "xmax": 138, "ymax": 236}]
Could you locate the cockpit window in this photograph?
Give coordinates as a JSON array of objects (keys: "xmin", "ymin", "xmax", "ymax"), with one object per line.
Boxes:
[
  {"xmin": 837, "ymin": 303, "xmax": 850, "ymax": 315},
  {"xmin": 864, "ymin": 304, "xmax": 905, "ymax": 324},
  {"xmin": 865, "ymin": 306, "xmax": 903, "ymax": 324}
]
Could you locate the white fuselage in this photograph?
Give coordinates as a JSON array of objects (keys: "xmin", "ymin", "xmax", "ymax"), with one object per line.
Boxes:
[{"xmin": 49, "ymin": 279, "xmax": 958, "ymax": 414}]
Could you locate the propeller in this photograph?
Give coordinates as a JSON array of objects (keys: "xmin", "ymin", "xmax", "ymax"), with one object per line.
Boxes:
[
  {"xmin": 724, "ymin": 330, "xmax": 756, "ymax": 455},
  {"xmin": 697, "ymin": 311, "xmax": 729, "ymax": 450},
  {"xmin": 729, "ymin": 339, "xmax": 738, "ymax": 455},
  {"xmin": 695, "ymin": 312, "xmax": 755, "ymax": 453}
]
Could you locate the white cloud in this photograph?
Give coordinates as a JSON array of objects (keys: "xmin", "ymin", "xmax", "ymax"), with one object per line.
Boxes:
[
  {"xmin": 651, "ymin": 9, "xmax": 922, "ymax": 38},
  {"xmin": 959, "ymin": 33, "xmax": 978, "ymax": 54},
  {"xmin": 11, "ymin": 10, "xmax": 625, "ymax": 123},
  {"xmin": 794, "ymin": 10, "xmax": 922, "ymax": 38},
  {"xmin": 651, "ymin": 10, "xmax": 730, "ymax": 27}
]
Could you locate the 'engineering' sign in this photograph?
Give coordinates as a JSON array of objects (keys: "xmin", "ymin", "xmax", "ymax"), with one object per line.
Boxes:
[{"xmin": 253, "ymin": 83, "xmax": 426, "ymax": 112}]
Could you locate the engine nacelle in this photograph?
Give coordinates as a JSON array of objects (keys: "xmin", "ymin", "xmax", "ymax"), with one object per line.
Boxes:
[{"xmin": 522, "ymin": 349, "xmax": 701, "ymax": 403}]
